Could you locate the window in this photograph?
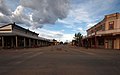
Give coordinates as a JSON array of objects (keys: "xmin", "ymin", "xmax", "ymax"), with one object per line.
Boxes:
[
  {"xmin": 91, "ymin": 30, "xmax": 94, "ymax": 33},
  {"xmin": 109, "ymin": 21, "xmax": 114, "ymax": 30},
  {"xmin": 96, "ymin": 25, "xmax": 102, "ymax": 31},
  {"xmin": 102, "ymin": 24, "xmax": 105, "ymax": 31}
]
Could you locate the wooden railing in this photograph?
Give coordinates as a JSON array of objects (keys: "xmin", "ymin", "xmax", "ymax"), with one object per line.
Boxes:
[{"xmin": 87, "ymin": 28, "xmax": 120, "ymax": 37}]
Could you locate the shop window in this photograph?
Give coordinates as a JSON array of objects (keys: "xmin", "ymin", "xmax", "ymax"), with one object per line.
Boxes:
[
  {"xmin": 109, "ymin": 21, "xmax": 114, "ymax": 30},
  {"xmin": 92, "ymin": 38, "xmax": 95, "ymax": 45},
  {"xmin": 98, "ymin": 38, "xmax": 104, "ymax": 45}
]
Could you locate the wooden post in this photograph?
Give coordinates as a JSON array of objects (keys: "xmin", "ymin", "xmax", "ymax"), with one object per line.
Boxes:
[
  {"xmin": 11, "ymin": 37, "xmax": 14, "ymax": 48},
  {"xmin": 2, "ymin": 36, "xmax": 4, "ymax": 48},
  {"xmin": 95, "ymin": 32, "xmax": 97, "ymax": 48},
  {"xmin": 16, "ymin": 36, "xmax": 18, "ymax": 48},
  {"xmin": 24, "ymin": 37, "xmax": 26, "ymax": 48},
  {"xmin": 37, "ymin": 40, "xmax": 39, "ymax": 47},
  {"xmin": 29, "ymin": 38, "xmax": 31, "ymax": 47}
]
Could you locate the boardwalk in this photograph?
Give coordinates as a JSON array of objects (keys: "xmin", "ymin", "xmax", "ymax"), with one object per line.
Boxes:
[{"xmin": 0, "ymin": 45, "xmax": 120, "ymax": 75}]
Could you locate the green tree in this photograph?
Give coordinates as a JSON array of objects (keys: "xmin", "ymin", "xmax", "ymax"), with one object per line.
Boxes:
[{"xmin": 74, "ymin": 32, "xmax": 83, "ymax": 47}]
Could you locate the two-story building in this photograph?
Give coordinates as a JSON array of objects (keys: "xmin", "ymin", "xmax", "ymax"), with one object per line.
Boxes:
[
  {"xmin": 83, "ymin": 13, "xmax": 120, "ymax": 49},
  {"xmin": 0, "ymin": 23, "xmax": 51, "ymax": 49}
]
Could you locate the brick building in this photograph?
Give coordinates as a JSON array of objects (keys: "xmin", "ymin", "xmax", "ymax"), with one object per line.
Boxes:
[{"xmin": 83, "ymin": 13, "xmax": 120, "ymax": 49}]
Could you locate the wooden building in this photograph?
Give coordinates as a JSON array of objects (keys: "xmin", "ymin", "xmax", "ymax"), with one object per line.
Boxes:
[{"xmin": 0, "ymin": 23, "xmax": 51, "ymax": 49}]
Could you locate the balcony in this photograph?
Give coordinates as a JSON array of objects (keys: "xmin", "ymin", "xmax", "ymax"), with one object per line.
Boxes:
[
  {"xmin": 87, "ymin": 28, "xmax": 120, "ymax": 37},
  {"xmin": 87, "ymin": 32, "xmax": 96, "ymax": 37},
  {"xmin": 97, "ymin": 28, "xmax": 120, "ymax": 35}
]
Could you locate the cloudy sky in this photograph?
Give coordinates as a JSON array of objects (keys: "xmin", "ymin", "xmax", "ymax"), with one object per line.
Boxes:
[{"xmin": 0, "ymin": 0, "xmax": 120, "ymax": 42}]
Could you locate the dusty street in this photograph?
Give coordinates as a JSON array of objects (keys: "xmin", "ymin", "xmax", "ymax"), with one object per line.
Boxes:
[{"xmin": 0, "ymin": 45, "xmax": 120, "ymax": 75}]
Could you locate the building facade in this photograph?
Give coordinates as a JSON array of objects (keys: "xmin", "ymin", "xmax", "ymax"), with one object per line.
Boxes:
[
  {"xmin": 83, "ymin": 13, "xmax": 120, "ymax": 50},
  {"xmin": 0, "ymin": 23, "xmax": 51, "ymax": 49}
]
